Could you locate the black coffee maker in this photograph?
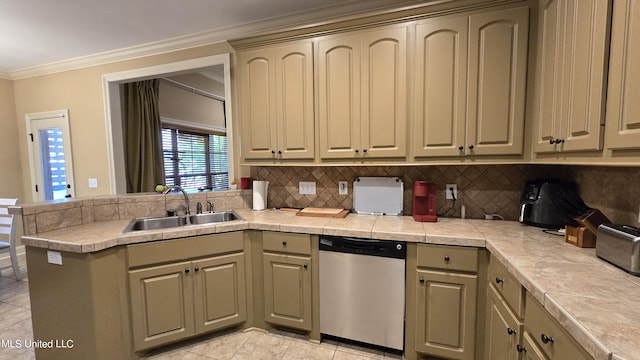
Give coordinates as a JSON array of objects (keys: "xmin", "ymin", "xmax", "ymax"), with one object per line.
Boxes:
[{"xmin": 519, "ymin": 180, "xmax": 588, "ymax": 229}]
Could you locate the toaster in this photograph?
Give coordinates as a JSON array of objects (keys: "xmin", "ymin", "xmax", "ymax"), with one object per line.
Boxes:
[{"xmin": 596, "ymin": 224, "xmax": 640, "ymax": 276}]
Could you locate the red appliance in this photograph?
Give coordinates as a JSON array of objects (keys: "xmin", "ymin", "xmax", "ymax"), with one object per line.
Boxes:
[{"xmin": 412, "ymin": 181, "xmax": 437, "ymax": 222}]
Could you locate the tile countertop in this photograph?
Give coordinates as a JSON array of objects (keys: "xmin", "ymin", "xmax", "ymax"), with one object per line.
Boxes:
[{"xmin": 20, "ymin": 209, "xmax": 640, "ymax": 360}]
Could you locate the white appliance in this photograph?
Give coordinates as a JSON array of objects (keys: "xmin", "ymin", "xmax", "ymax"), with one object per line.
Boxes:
[{"xmin": 252, "ymin": 180, "xmax": 269, "ymax": 210}]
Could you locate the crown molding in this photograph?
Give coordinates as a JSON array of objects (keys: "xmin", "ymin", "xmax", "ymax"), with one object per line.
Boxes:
[
  {"xmin": 0, "ymin": 71, "xmax": 10, "ymax": 80},
  {"xmin": 7, "ymin": 0, "xmax": 428, "ymax": 81}
]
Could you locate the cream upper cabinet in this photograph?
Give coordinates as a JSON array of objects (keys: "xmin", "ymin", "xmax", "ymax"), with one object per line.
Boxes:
[
  {"xmin": 533, "ymin": 0, "xmax": 611, "ymax": 153},
  {"xmin": 605, "ymin": 0, "xmax": 640, "ymax": 149},
  {"xmin": 467, "ymin": 6, "xmax": 529, "ymax": 156},
  {"xmin": 239, "ymin": 42, "xmax": 315, "ymax": 160},
  {"xmin": 319, "ymin": 27, "xmax": 407, "ymax": 159},
  {"xmin": 414, "ymin": 17, "xmax": 468, "ymax": 157},
  {"xmin": 414, "ymin": 7, "xmax": 529, "ymax": 158}
]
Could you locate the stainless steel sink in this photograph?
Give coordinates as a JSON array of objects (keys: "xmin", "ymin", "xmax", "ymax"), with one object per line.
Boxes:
[{"xmin": 123, "ymin": 211, "xmax": 241, "ymax": 233}]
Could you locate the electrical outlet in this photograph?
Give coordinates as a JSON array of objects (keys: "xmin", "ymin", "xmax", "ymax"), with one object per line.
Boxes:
[
  {"xmin": 445, "ymin": 184, "xmax": 458, "ymax": 200},
  {"xmin": 88, "ymin": 178, "xmax": 98, "ymax": 188},
  {"xmin": 299, "ymin": 181, "xmax": 316, "ymax": 195},
  {"xmin": 339, "ymin": 181, "xmax": 348, "ymax": 195}
]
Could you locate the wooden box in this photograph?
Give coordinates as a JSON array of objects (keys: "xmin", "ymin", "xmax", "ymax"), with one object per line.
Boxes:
[{"xmin": 565, "ymin": 225, "xmax": 596, "ymax": 248}]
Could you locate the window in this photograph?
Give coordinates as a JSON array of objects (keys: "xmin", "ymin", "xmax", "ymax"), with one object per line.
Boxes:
[{"xmin": 161, "ymin": 127, "xmax": 228, "ymax": 191}]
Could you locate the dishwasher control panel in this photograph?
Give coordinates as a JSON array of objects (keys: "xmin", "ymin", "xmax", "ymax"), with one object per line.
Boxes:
[{"xmin": 319, "ymin": 235, "xmax": 406, "ymax": 259}]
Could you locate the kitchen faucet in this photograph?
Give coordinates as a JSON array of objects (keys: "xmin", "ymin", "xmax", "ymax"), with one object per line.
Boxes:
[{"xmin": 163, "ymin": 185, "xmax": 191, "ymax": 224}]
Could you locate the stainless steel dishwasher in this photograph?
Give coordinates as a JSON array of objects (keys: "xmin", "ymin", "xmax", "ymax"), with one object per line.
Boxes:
[{"xmin": 319, "ymin": 235, "xmax": 406, "ymax": 351}]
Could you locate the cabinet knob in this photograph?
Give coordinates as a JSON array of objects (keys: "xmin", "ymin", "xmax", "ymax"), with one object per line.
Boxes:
[
  {"xmin": 282, "ymin": 241, "xmax": 287, "ymax": 246},
  {"xmin": 363, "ymin": 148, "xmax": 368, "ymax": 153},
  {"xmin": 194, "ymin": 267, "xmax": 199, "ymax": 272},
  {"xmin": 516, "ymin": 345, "xmax": 526, "ymax": 353},
  {"xmin": 458, "ymin": 146, "xmax": 464, "ymax": 151},
  {"xmin": 278, "ymin": 150, "xmax": 282, "ymax": 154},
  {"xmin": 468, "ymin": 144, "xmax": 474, "ymax": 150},
  {"xmin": 549, "ymin": 138, "xmax": 555, "ymax": 145},
  {"xmin": 444, "ymin": 255, "xmax": 450, "ymax": 262},
  {"xmin": 303, "ymin": 264, "xmax": 308, "ymax": 269},
  {"xmin": 541, "ymin": 334, "xmax": 554, "ymax": 344},
  {"xmin": 184, "ymin": 269, "xmax": 190, "ymax": 274},
  {"xmin": 495, "ymin": 277, "xmax": 504, "ymax": 284},
  {"xmin": 355, "ymin": 149, "xmax": 359, "ymax": 153},
  {"xmin": 419, "ymin": 277, "xmax": 425, "ymax": 284},
  {"xmin": 507, "ymin": 328, "xmax": 517, "ymax": 335},
  {"xmin": 271, "ymin": 150, "xmax": 276, "ymax": 154}
]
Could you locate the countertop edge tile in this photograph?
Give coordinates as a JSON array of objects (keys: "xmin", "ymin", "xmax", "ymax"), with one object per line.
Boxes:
[{"xmin": 544, "ymin": 293, "xmax": 613, "ymax": 360}]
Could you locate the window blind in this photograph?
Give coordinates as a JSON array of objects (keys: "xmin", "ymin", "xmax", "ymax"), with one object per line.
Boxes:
[{"xmin": 161, "ymin": 127, "xmax": 228, "ymax": 191}]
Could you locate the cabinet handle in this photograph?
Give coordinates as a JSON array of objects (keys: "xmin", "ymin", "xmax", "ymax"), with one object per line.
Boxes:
[
  {"xmin": 303, "ymin": 264, "xmax": 308, "ymax": 269},
  {"xmin": 184, "ymin": 269, "xmax": 190, "ymax": 274},
  {"xmin": 271, "ymin": 150, "xmax": 276, "ymax": 154},
  {"xmin": 278, "ymin": 150, "xmax": 282, "ymax": 155},
  {"xmin": 458, "ymin": 145, "xmax": 464, "ymax": 151},
  {"xmin": 468, "ymin": 144, "xmax": 474, "ymax": 150},
  {"xmin": 355, "ymin": 149, "xmax": 359, "ymax": 153},
  {"xmin": 363, "ymin": 148, "xmax": 367, "ymax": 153},
  {"xmin": 541, "ymin": 334, "xmax": 554, "ymax": 344},
  {"xmin": 549, "ymin": 138, "xmax": 555, "ymax": 145},
  {"xmin": 282, "ymin": 241, "xmax": 287, "ymax": 246},
  {"xmin": 495, "ymin": 277, "xmax": 504, "ymax": 284},
  {"xmin": 507, "ymin": 328, "xmax": 517, "ymax": 335},
  {"xmin": 194, "ymin": 267, "xmax": 199, "ymax": 272},
  {"xmin": 516, "ymin": 345, "xmax": 526, "ymax": 353},
  {"xmin": 419, "ymin": 277, "xmax": 425, "ymax": 284},
  {"xmin": 444, "ymin": 255, "xmax": 450, "ymax": 262}
]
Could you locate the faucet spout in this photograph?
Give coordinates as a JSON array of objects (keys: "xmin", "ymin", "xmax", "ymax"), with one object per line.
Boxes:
[{"xmin": 163, "ymin": 185, "xmax": 191, "ymax": 224}]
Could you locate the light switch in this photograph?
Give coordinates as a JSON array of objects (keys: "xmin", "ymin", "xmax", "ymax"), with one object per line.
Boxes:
[
  {"xmin": 47, "ymin": 250, "xmax": 62, "ymax": 265},
  {"xmin": 88, "ymin": 178, "xmax": 98, "ymax": 188},
  {"xmin": 299, "ymin": 181, "xmax": 316, "ymax": 195}
]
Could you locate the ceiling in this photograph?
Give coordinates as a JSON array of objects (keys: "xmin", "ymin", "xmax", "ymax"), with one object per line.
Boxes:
[{"xmin": 0, "ymin": 0, "xmax": 423, "ymax": 74}]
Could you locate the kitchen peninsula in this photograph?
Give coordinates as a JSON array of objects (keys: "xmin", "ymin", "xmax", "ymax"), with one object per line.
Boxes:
[{"xmin": 11, "ymin": 197, "xmax": 640, "ymax": 360}]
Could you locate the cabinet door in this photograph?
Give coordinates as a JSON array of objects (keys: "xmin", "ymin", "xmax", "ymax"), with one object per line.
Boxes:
[
  {"xmin": 485, "ymin": 284, "xmax": 521, "ymax": 360},
  {"xmin": 532, "ymin": 0, "xmax": 565, "ymax": 153},
  {"xmin": 414, "ymin": 17, "xmax": 468, "ymax": 157},
  {"xmin": 557, "ymin": 0, "xmax": 610, "ymax": 151},
  {"xmin": 129, "ymin": 261, "xmax": 194, "ymax": 351},
  {"xmin": 521, "ymin": 332, "xmax": 550, "ymax": 360},
  {"xmin": 415, "ymin": 269, "xmax": 478, "ymax": 360},
  {"xmin": 263, "ymin": 253, "xmax": 312, "ymax": 331},
  {"xmin": 318, "ymin": 34, "xmax": 362, "ymax": 159},
  {"xmin": 467, "ymin": 7, "xmax": 529, "ymax": 156},
  {"xmin": 276, "ymin": 42, "xmax": 315, "ymax": 159},
  {"xmin": 239, "ymin": 48, "xmax": 278, "ymax": 159},
  {"xmin": 193, "ymin": 253, "xmax": 247, "ymax": 334},
  {"xmin": 361, "ymin": 27, "xmax": 407, "ymax": 158},
  {"xmin": 605, "ymin": 0, "xmax": 640, "ymax": 149}
]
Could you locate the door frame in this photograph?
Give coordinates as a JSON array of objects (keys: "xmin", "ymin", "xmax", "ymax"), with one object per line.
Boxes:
[{"xmin": 25, "ymin": 109, "xmax": 75, "ymax": 201}]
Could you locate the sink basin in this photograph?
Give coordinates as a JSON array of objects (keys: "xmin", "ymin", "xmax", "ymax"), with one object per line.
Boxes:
[
  {"xmin": 189, "ymin": 211, "xmax": 239, "ymax": 224},
  {"xmin": 123, "ymin": 211, "xmax": 241, "ymax": 233}
]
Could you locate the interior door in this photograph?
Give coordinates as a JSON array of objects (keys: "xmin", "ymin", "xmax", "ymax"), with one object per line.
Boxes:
[{"xmin": 26, "ymin": 110, "xmax": 75, "ymax": 201}]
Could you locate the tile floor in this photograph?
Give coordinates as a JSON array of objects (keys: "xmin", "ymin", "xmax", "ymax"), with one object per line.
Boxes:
[{"xmin": 0, "ymin": 253, "xmax": 402, "ymax": 360}]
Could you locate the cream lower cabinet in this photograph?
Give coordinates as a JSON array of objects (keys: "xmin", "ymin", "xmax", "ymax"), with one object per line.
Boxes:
[
  {"xmin": 127, "ymin": 233, "xmax": 247, "ymax": 351},
  {"xmin": 414, "ymin": 6, "xmax": 529, "ymax": 157},
  {"xmin": 605, "ymin": 0, "xmax": 640, "ymax": 149},
  {"xmin": 523, "ymin": 292, "xmax": 592, "ymax": 360},
  {"xmin": 318, "ymin": 26, "xmax": 407, "ymax": 159},
  {"xmin": 238, "ymin": 42, "xmax": 315, "ymax": 160},
  {"xmin": 262, "ymin": 232, "xmax": 313, "ymax": 331},
  {"xmin": 413, "ymin": 244, "xmax": 479, "ymax": 360},
  {"xmin": 532, "ymin": 0, "xmax": 611, "ymax": 153}
]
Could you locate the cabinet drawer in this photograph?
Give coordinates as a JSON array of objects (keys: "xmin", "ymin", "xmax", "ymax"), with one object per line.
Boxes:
[
  {"xmin": 488, "ymin": 255, "xmax": 525, "ymax": 318},
  {"xmin": 263, "ymin": 231, "xmax": 311, "ymax": 255},
  {"xmin": 524, "ymin": 293, "xmax": 591, "ymax": 360},
  {"xmin": 127, "ymin": 232, "xmax": 244, "ymax": 268},
  {"xmin": 417, "ymin": 244, "xmax": 478, "ymax": 272}
]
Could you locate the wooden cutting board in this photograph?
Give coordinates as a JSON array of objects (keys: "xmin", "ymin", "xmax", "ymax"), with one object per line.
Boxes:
[{"xmin": 296, "ymin": 207, "xmax": 349, "ymax": 218}]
